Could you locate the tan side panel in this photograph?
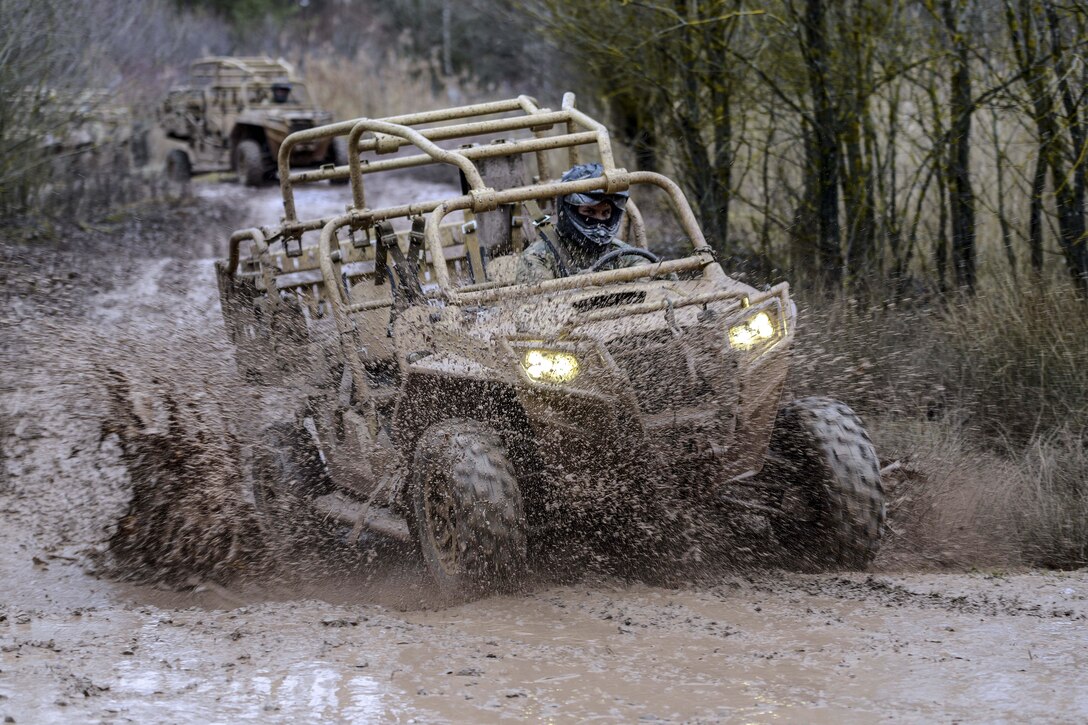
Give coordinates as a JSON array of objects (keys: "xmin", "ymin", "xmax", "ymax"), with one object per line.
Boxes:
[{"xmin": 349, "ymin": 272, "xmax": 394, "ymax": 361}]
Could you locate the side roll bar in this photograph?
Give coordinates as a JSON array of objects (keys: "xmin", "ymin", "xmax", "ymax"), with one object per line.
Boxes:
[{"xmin": 226, "ymin": 227, "xmax": 267, "ymax": 276}]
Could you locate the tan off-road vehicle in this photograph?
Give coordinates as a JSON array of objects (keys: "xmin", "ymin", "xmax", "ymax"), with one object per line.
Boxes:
[
  {"xmin": 216, "ymin": 94, "xmax": 885, "ymax": 595},
  {"xmin": 160, "ymin": 56, "xmax": 345, "ymax": 185}
]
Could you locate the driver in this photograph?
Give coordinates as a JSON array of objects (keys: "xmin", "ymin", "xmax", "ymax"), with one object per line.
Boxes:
[
  {"xmin": 271, "ymin": 82, "xmax": 291, "ymax": 104},
  {"xmin": 516, "ymin": 163, "xmax": 651, "ymax": 284}
]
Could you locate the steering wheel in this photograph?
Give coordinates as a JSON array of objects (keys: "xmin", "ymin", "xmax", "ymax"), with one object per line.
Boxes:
[{"xmin": 587, "ymin": 247, "xmax": 660, "ymax": 273}]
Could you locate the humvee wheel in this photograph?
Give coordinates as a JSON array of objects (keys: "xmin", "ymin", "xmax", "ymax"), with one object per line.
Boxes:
[
  {"xmin": 411, "ymin": 419, "xmax": 527, "ymax": 596},
  {"xmin": 165, "ymin": 149, "xmax": 191, "ymax": 183},
  {"xmin": 765, "ymin": 397, "xmax": 885, "ymax": 570},
  {"xmin": 235, "ymin": 139, "xmax": 266, "ymax": 187}
]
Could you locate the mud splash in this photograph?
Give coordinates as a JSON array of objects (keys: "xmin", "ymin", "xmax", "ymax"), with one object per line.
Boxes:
[{"xmin": 97, "ymin": 368, "xmax": 264, "ymax": 586}]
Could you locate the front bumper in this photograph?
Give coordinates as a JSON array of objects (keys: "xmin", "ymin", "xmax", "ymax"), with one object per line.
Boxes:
[{"xmin": 506, "ymin": 286, "xmax": 794, "ymax": 484}]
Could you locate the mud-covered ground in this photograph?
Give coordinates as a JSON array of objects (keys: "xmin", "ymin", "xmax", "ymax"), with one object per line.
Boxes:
[{"xmin": 1, "ymin": 177, "xmax": 1086, "ymax": 723}]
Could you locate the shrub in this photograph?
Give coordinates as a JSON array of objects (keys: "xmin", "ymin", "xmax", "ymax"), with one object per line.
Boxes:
[
  {"xmin": 785, "ymin": 293, "xmax": 948, "ymax": 421},
  {"xmin": 1015, "ymin": 429, "xmax": 1088, "ymax": 569},
  {"xmin": 939, "ymin": 285, "xmax": 1088, "ymax": 445},
  {"xmin": 788, "ymin": 284, "xmax": 1088, "ymax": 571},
  {"xmin": 872, "ymin": 419, "xmax": 1025, "ymax": 569},
  {"xmin": 302, "ymin": 46, "xmax": 487, "ymax": 123}
]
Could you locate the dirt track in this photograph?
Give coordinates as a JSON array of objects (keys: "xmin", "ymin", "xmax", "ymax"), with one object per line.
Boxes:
[{"xmin": 1, "ymin": 179, "xmax": 1086, "ymax": 723}]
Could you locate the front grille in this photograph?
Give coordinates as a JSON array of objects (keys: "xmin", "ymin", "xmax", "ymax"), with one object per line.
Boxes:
[
  {"xmin": 606, "ymin": 327, "xmax": 732, "ymax": 416},
  {"xmin": 289, "ymin": 119, "xmax": 314, "ymax": 134}
]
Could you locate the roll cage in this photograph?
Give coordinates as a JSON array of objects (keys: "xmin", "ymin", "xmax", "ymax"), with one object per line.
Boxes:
[{"xmin": 226, "ymin": 93, "xmax": 726, "ymax": 295}]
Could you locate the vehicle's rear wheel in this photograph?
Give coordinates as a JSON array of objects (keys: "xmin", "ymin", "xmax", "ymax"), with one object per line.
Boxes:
[
  {"xmin": 165, "ymin": 149, "xmax": 191, "ymax": 183},
  {"xmin": 327, "ymin": 137, "xmax": 349, "ymax": 186},
  {"xmin": 249, "ymin": 422, "xmax": 336, "ymax": 555},
  {"xmin": 765, "ymin": 397, "xmax": 885, "ymax": 570},
  {"xmin": 235, "ymin": 139, "xmax": 267, "ymax": 187},
  {"xmin": 411, "ymin": 419, "xmax": 527, "ymax": 597}
]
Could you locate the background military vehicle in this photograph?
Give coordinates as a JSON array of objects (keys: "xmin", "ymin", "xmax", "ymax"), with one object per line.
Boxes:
[
  {"xmin": 215, "ymin": 94, "xmax": 886, "ymax": 597},
  {"xmin": 160, "ymin": 56, "xmax": 346, "ymax": 185}
]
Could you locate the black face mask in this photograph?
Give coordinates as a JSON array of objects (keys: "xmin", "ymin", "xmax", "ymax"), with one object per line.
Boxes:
[{"xmin": 558, "ymin": 198, "xmax": 624, "ymax": 249}]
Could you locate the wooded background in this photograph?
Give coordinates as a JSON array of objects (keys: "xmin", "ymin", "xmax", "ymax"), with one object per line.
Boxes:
[{"xmin": 3, "ymin": 0, "xmax": 1086, "ymax": 296}]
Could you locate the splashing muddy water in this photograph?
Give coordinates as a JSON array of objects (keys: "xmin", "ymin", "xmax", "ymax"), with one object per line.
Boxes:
[{"xmin": 1, "ymin": 177, "xmax": 1086, "ymax": 723}]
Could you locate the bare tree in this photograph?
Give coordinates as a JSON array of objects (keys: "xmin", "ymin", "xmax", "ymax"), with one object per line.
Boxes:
[{"xmin": 1005, "ymin": 0, "xmax": 1088, "ymax": 292}]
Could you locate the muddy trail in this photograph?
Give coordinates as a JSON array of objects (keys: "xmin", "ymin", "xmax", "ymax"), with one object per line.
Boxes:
[{"xmin": 1, "ymin": 177, "xmax": 1086, "ymax": 723}]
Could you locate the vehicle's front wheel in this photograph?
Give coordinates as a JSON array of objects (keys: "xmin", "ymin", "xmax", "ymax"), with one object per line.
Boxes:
[
  {"xmin": 235, "ymin": 139, "xmax": 267, "ymax": 187},
  {"xmin": 411, "ymin": 419, "xmax": 527, "ymax": 597},
  {"xmin": 765, "ymin": 397, "xmax": 885, "ymax": 570}
]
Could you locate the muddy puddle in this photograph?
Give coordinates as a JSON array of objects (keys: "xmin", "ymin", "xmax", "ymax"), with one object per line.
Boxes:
[{"xmin": 2, "ymin": 176, "xmax": 1086, "ymax": 723}]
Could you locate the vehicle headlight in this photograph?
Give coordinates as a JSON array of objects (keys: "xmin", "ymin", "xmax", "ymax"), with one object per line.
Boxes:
[
  {"xmin": 728, "ymin": 311, "xmax": 776, "ymax": 350},
  {"xmin": 522, "ymin": 349, "xmax": 580, "ymax": 383}
]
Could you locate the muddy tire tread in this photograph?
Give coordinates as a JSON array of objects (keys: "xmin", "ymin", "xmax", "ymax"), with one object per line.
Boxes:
[
  {"xmin": 412, "ymin": 419, "xmax": 527, "ymax": 596},
  {"xmin": 249, "ymin": 423, "xmax": 336, "ymax": 550},
  {"xmin": 769, "ymin": 396, "xmax": 885, "ymax": 570},
  {"xmin": 165, "ymin": 149, "xmax": 191, "ymax": 183}
]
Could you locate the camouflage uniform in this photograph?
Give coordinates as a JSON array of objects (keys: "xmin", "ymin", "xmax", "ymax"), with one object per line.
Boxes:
[{"xmin": 515, "ymin": 234, "xmax": 649, "ymax": 285}]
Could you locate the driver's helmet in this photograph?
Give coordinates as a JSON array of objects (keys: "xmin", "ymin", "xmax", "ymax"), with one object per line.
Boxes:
[
  {"xmin": 555, "ymin": 162, "xmax": 629, "ymax": 249},
  {"xmin": 271, "ymin": 82, "xmax": 291, "ymax": 103}
]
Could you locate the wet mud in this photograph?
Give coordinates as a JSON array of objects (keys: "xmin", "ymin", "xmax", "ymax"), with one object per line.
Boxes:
[{"xmin": 1, "ymin": 177, "xmax": 1086, "ymax": 723}]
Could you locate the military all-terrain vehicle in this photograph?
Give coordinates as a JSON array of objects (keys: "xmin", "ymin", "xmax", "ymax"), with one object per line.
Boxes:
[
  {"xmin": 216, "ymin": 94, "xmax": 885, "ymax": 595},
  {"xmin": 160, "ymin": 56, "xmax": 345, "ymax": 185}
]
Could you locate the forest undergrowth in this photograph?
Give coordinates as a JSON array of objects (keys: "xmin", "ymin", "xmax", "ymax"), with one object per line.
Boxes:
[{"xmin": 791, "ymin": 284, "xmax": 1088, "ymax": 570}]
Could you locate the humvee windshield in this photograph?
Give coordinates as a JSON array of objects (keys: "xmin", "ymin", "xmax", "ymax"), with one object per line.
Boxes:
[{"xmin": 248, "ymin": 83, "xmax": 312, "ymax": 106}]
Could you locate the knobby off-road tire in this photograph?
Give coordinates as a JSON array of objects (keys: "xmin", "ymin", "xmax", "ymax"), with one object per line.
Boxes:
[
  {"xmin": 165, "ymin": 149, "xmax": 191, "ymax": 183},
  {"xmin": 766, "ymin": 397, "xmax": 885, "ymax": 570},
  {"xmin": 411, "ymin": 419, "xmax": 527, "ymax": 598},
  {"xmin": 235, "ymin": 139, "xmax": 267, "ymax": 187}
]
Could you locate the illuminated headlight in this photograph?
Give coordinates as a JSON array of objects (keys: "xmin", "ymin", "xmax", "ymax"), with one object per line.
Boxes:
[
  {"xmin": 522, "ymin": 349, "xmax": 580, "ymax": 383},
  {"xmin": 728, "ymin": 311, "xmax": 776, "ymax": 350}
]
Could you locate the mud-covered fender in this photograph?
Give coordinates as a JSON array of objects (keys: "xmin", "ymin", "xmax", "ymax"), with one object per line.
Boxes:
[{"xmin": 393, "ymin": 355, "xmax": 522, "ymax": 446}]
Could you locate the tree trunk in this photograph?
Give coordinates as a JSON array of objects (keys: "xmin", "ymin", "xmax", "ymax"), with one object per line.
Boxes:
[
  {"xmin": 1043, "ymin": 0, "xmax": 1088, "ymax": 293},
  {"xmin": 991, "ymin": 110, "xmax": 1017, "ymax": 278},
  {"xmin": 943, "ymin": 0, "xmax": 977, "ymax": 292},
  {"xmin": 792, "ymin": 126, "xmax": 821, "ymax": 279},
  {"xmin": 804, "ymin": 0, "xmax": 842, "ymax": 288},
  {"xmin": 1029, "ymin": 152, "xmax": 1047, "ymax": 277}
]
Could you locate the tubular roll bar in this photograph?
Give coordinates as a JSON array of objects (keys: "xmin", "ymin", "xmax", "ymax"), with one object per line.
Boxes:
[
  {"xmin": 274, "ymin": 94, "xmax": 622, "ymax": 234},
  {"xmin": 312, "ymin": 171, "xmax": 724, "ymax": 314},
  {"xmin": 226, "ymin": 227, "xmax": 267, "ymax": 275},
  {"xmin": 249, "ymin": 94, "xmax": 733, "ymax": 321},
  {"xmin": 421, "ymin": 170, "xmax": 723, "ymax": 296},
  {"xmin": 242, "ymin": 94, "xmax": 727, "ymax": 297}
]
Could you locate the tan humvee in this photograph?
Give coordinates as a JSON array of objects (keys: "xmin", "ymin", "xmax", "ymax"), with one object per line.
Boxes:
[
  {"xmin": 160, "ymin": 56, "xmax": 345, "ymax": 185},
  {"xmin": 216, "ymin": 94, "xmax": 885, "ymax": 596}
]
